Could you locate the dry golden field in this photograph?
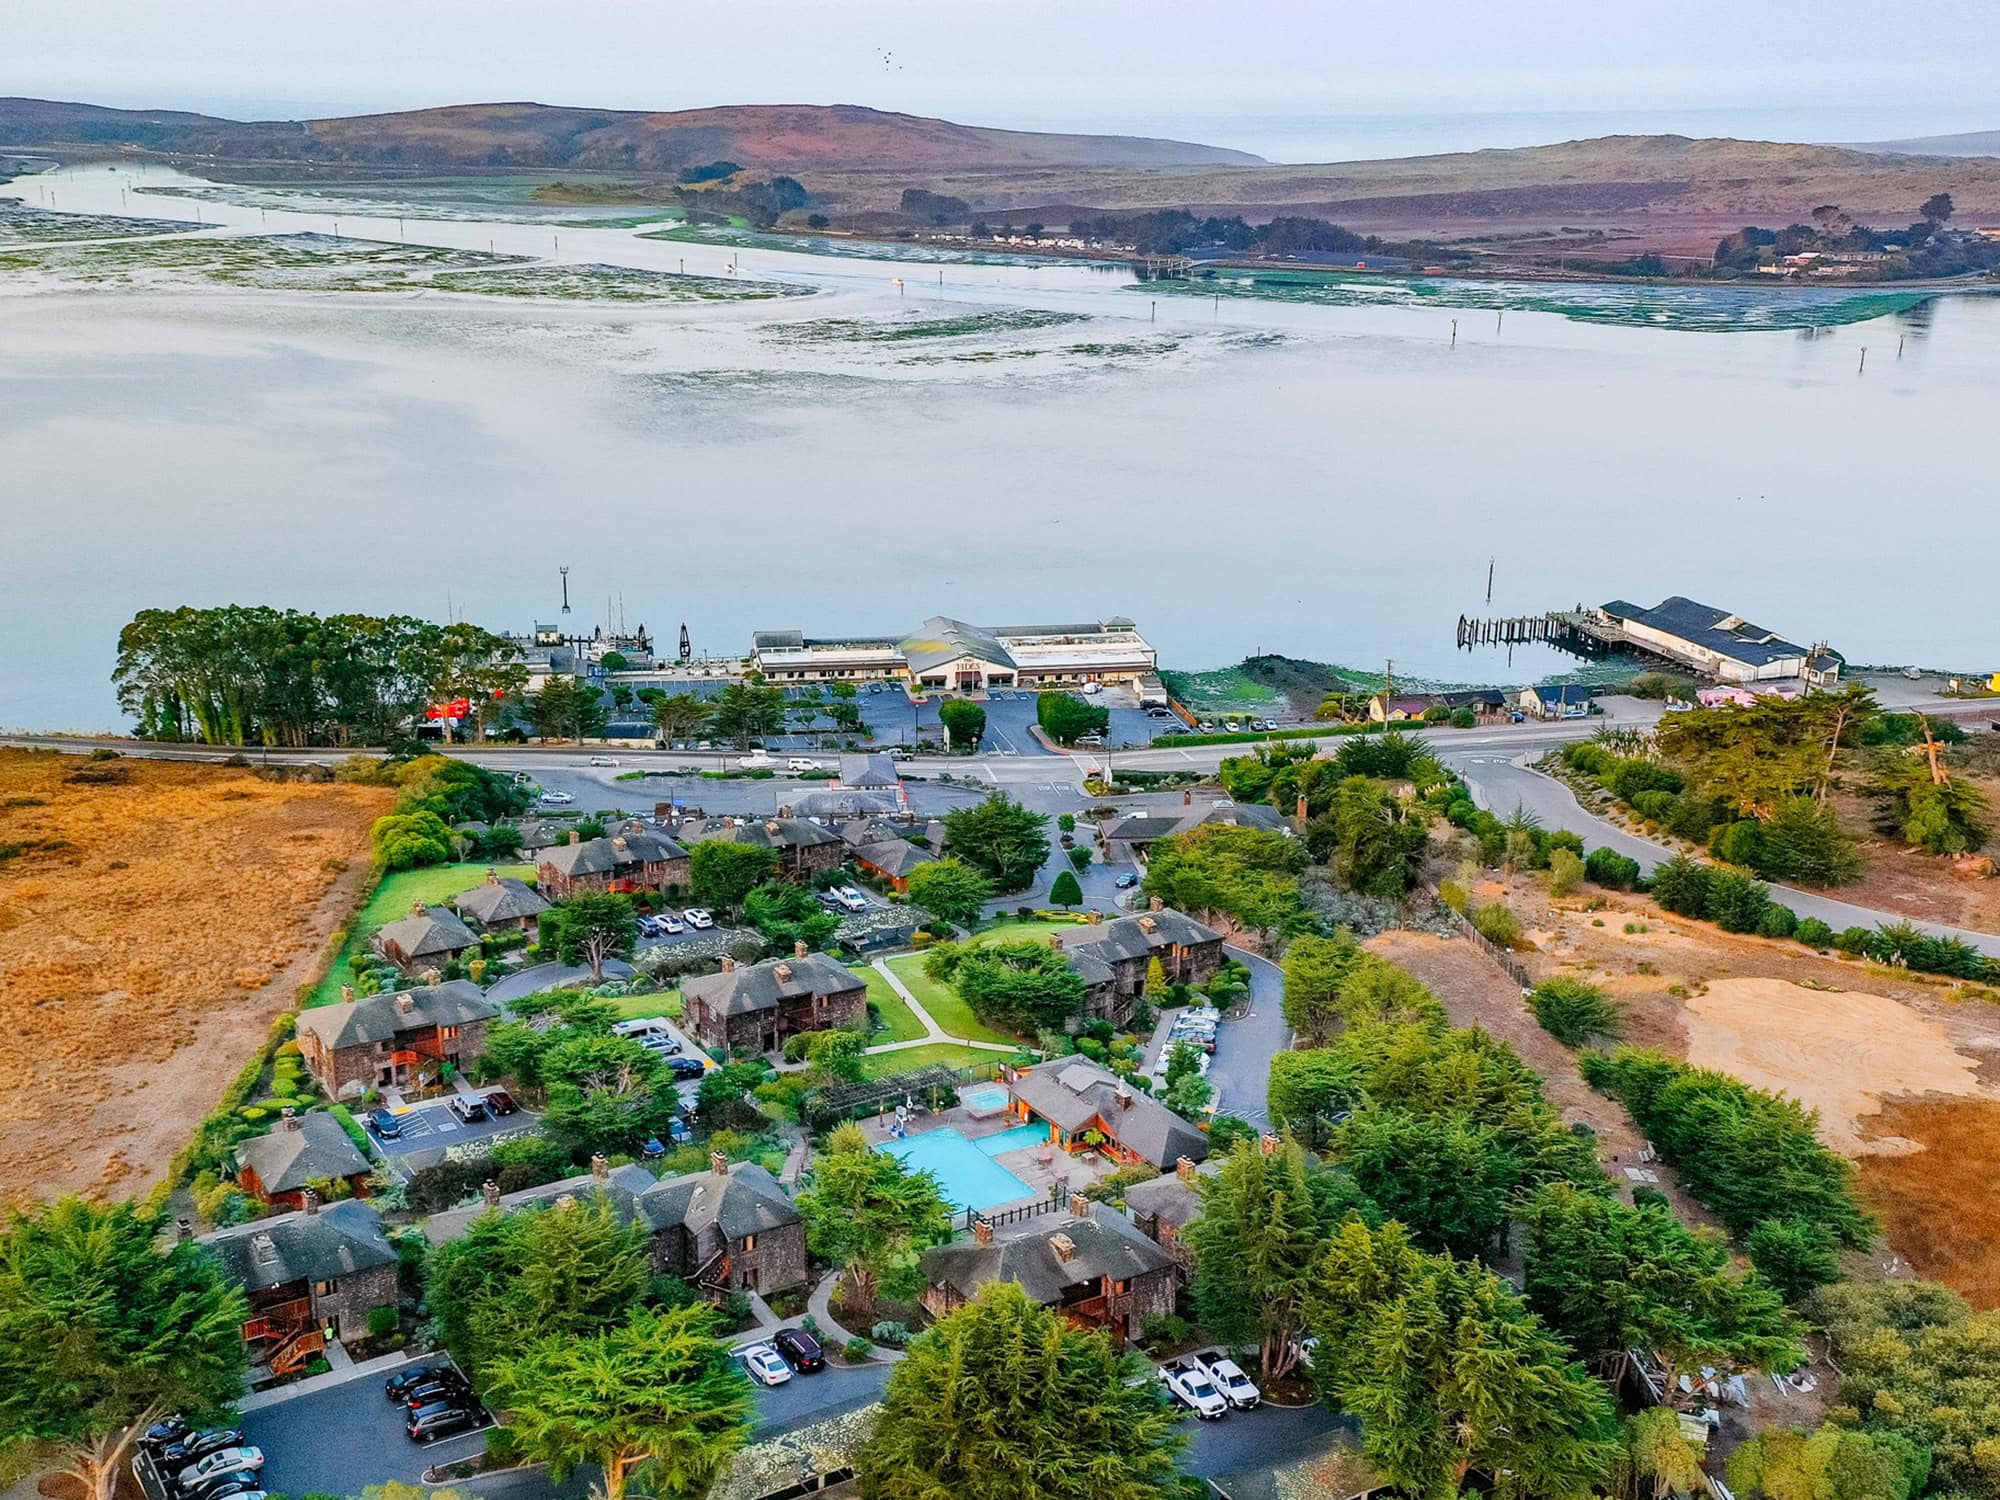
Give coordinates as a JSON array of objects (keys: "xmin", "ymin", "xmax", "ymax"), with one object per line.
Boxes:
[{"xmin": 0, "ymin": 748, "xmax": 389, "ymax": 1205}]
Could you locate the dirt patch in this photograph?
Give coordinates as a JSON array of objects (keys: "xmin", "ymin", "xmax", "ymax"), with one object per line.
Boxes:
[
  {"xmin": 1859, "ymin": 1097, "xmax": 2000, "ymax": 1308},
  {"xmin": 1680, "ymin": 978, "xmax": 1986, "ymax": 1154},
  {"xmin": 0, "ymin": 748, "xmax": 389, "ymax": 1205}
]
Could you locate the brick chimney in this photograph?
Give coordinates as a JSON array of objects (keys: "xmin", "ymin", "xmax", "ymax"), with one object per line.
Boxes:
[
  {"xmin": 1184, "ymin": 789, "xmax": 1193, "ymax": 805},
  {"xmin": 1176, "ymin": 1155, "xmax": 1197, "ymax": 1182},
  {"xmin": 482, "ymin": 1179, "xmax": 500, "ymax": 1208},
  {"xmin": 721, "ymin": 955, "xmax": 736, "ymax": 972},
  {"xmin": 176, "ymin": 1217, "xmax": 194, "ymax": 1243},
  {"xmin": 1260, "ymin": 1133, "xmax": 1282, "ymax": 1156},
  {"xmin": 569, "ymin": 829, "xmax": 582, "ymax": 845},
  {"xmin": 794, "ymin": 939, "xmax": 808, "ymax": 958},
  {"xmin": 410, "ymin": 900, "xmax": 426, "ymax": 917},
  {"xmin": 395, "ymin": 993, "xmax": 415, "ymax": 1016},
  {"xmin": 1149, "ymin": 895, "xmax": 1164, "ymax": 912},
  {"xmin": 1089, "ymin": 909, "xmax": 1103, "ymax": 925},
  {"xmin": 1070, "ymin": 1192, "xmax": 1091, "ymax": 1219},
  {"xmin": 341, "ymin": 984, "xmax": 354, "ymax": 1003},
  {"xmin": 774, "ymin": 962, "xmax": 793, "ymax": 983},
  {"xmin": 1049, "ymin": 932, "xmax": 1064, "ymax": 952},
  {"xmin": 1295, "ymin": 794, "xmax": 1308, "ymax": 832},
  {"xmin": 301, "ymin": 1188, "xmax": 319, "ymax": 1216},
  {"xmin": 1138, "ymin": 916, "xmax": 1157, "ymax": 935},
  {"xmin": 1050, "ymin": 1231, "xmax": 1077, "ymax": 1263},
  {"xmin": 281, "ymin": 1105, "xmax": 299, "ymax": 1131},
  {"xmin": 1115, "ymin": 1080, "xmax": 1133, "ymax": 1110},
  {"xmin": 711, "ymin": 1151, "xmax": 729, "ymax": 1176},
  {"xmin": 611, "ymin": 836, "xmax": 628, "ymax": 852},
  {"xmin": 590, "ymin": 1152, "xmax": 609, "ymax": 1185},
  {"xmin": 764, "ymin": 820, "xmax": 782, "ymax": 836},
  {"xmin": 484, "ymin": 868, "xmax": 499, "ymax": 884},
  {"xmin": 972, "ymin": 1217, "xmax": 994, "ymax": 1245}
]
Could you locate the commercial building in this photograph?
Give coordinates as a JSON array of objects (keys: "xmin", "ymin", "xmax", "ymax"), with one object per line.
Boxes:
[
  {"xmin": 1595, "ymin": 597, "xmax": 1836, "ymax": 685},
  {"xmin": 750, "ymin": 616, "xmax": 1155, "ymax": 692}
]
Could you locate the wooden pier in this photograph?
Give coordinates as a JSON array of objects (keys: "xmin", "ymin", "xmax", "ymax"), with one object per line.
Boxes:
[{"xmin": 1457, "ymin": 607, "xmax": 1688, "ymax": 669}]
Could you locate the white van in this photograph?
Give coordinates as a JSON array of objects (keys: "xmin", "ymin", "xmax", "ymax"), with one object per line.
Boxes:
[
  {"xmin": 737, "ymin": 752, "xmax": 776, "ymax": 770},
  {"xmin": 787, "ymin": 757, "xmax": 821, "ymax": 773}
]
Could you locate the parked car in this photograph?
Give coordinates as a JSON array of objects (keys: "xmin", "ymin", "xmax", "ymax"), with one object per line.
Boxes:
[
  {"xmin": 834, "ymin": 886, "xmax": 868, "ymax": 912},
  {"xmin": 386, "ymin": 1365, "xmax": 461, "ymax": 1401},
  {"xmin": 667, "ymin": 1056, "xmax": 707, "ymax": 1081},
  {"xmin": 403, "ymin": 1374, "xmax": 473, "ymax": 1410},
  {"xmin": 667, "ymin": 1115, "xmax": 695, "ymax": 1144},
  {"xmin": 774, "ymin": 1327, "xmax": 826, "ymax": 1372},
  {"xmin": 538, "ymin": 790, "xmax": 575, "ymax": 805},
  {"xmin": 140, "ymin": 1417, "xmax": 190, "ymax": 1454},
  {"xmin": 737, "ymin": 753, "xmax": 776, "ymax": 770},
  {"xmin": 683, "ymin": 908, "xmax": 714, "ymax": 929},
  {"xmin": 1198, "ymin": 1352, "xmax": 1262, "ymax": 1409},
  {"xmin": 660, "ymin": 912, "xmax": 686, "ymax": 934},
  {"xmin": 588, "ymin": 755, "xmax": 619, "ymax": 766},
  {"xmin": 159, "ymin": 1429, "xmax": 241, "ymax": 1467},
  {"xmin": 1159, "ymin": 1360, "xmax": 1228, "ymax": 1419},
  {"xmin": 638, "ymin": 1033, "xmax": 683, "ymax": 1057},
  {"xmin": 612, "ymin": 1017, "xmax": 670, "ymax": 1039},
  {"xmin": 407, "ymin": 1402, "xmax": 482, "ymax": 1443},
  {"xmin": 184, "ymin": 1471, "xmax": 265, "ymax": 1500},
  {"xmin": 199, "ymin": 1486, "xmax": 266, "ymax": 1500},
  {"xmin": 483, "ymin": 1090, "xmax": 518, "ymax": 1116},
  {"xmin": 177, "ymin": 1448, "xmax": 265, "ymax": 1490},
  {"xmin": 447, "ymin": 1095, "xmax": 489, "ymax": 1125},
  {"xmin": 741, "ymin": 1343, "xmax": 793, "ymax": 1387},
  {"xmin": 787, "ymin": 757, "xmax": 821, "ymax": 772},
  {"xmin": 1113, "ymin": 872, "xmax": 1140, "ymax": 889}
]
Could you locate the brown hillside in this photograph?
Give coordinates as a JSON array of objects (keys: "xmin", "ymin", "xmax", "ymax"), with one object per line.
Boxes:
[{"xmin": 0, "ymin": 96, "xmax": 1263, "ymax": 171}]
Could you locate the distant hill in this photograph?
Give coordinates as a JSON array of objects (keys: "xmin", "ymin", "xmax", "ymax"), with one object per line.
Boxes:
[
  {"xmin": 0, "ymin": 96, "xmax": 1264, "ymax": 171},
  {"xmin": 1855, "ymin": 128, "xmax": 2000, "ymax": 159}
]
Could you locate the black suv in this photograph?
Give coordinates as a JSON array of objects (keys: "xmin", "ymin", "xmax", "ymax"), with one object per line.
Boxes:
[
  {"xmin": 408, "ymin": 1402, "xmax": 482, "ymax": 1443},
  {"xmin": 157, "ymin": 1429, "xmax": 244, "ymax": 1467},
  {"xmin": 402, "ymin": 1374, "xmax": 473, "ymax": 1411},
  {"xmin": 773, "ymin": 1327, "xmax": 825, "ymax": 1373},
  {"xmin": 385, "ymin": 1364, "xmax": 459, "ymax": 1402}
]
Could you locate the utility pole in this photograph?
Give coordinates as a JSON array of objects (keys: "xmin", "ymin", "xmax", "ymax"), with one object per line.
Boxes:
[
  {"xmin": 1451, "ymin": 318, "xmax": 1457, "ymax": 347},
  {"xmin": 1486, "ymin": 557, "xmax": 1495, "ymax": 605},
  {"xmin": 1858, "ymin": 346, "xmax": 1868, "ymax": 375}
]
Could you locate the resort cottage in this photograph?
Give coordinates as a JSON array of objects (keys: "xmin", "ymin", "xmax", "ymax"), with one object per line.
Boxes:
[
  {"xmin": 1123, "ymin": 1155, "xmax": 1211, "ymax": 1285},
  {"xmin": 425, "ymin": 1152, "xmax": 807, "ymax": 1298},
  {"xmin": 233, "ymin": 1107, "xmax": 372, "ymax": 1209},
  {"xmin": 681, "ymin": 944, "xmax": 869, "ymax": 1055},
  {"xmin": 1004, "ymin": 1060, "xmax": 1210, "ymax": 1171},
  {"xmin": 196, "ymin": 1198, "xmax": 399, "ymax": 1376},
  {"xmin": 371, "ymin": 903, "xmax": 478, "ymax": 972},
  {"xmin": 294, "ymin": 978, "xmax": 499, "ymax": 1099},
  {"xmin": 538, "ymin": 824, "xmax": 691, "ymax": 899},
  {"xmin": 453, "ymin": 870, "xmax": 550, "ymax": 932},
  {"xmin": 918, "ymin": 1192, "xmax": 1177, "ymax": 1343},
  {"xmin": 1053, "ymin": 901, "xmax": 1227, "ymax": 1027}
]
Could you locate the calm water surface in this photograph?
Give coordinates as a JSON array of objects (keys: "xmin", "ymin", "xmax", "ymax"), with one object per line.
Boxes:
[{"xmin": 4, "ymin": 164, "xmax": 1997, "ymax": 730}]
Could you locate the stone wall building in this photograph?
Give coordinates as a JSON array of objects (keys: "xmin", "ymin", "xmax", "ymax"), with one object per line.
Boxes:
[
  {"xmin": 1051, "ymin": 901, "xmax": 1226, "ymax": 1027},
  {"xmin": 539, "ymin": 824, "xmax": 691, "ymax": 899},
  {"xmin": 233, "ymin": 1107, "xmax": 372, "ymax": 1209},
  {"xmin": 197, "ymin": 1198, "xmax": 399, "ymax": 1374},
  {"xmin": 681, "ymin": 944, "xmax": 868, "ymax": 1055},
  {"xmin": 294, "ymin": 978, "xmax": 498, "ymax": 1099}
]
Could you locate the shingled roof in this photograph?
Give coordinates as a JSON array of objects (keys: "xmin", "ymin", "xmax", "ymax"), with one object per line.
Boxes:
[
  {"xmin": 295, "ymin": 979, "xmax": 498, "ymax": 1050},
  {"xmin": 540, "ymin": 828, "xmax": 688, "ymax": 879},
  {"xmin": 372, "ymin": 904, "xmax": 477, "ymax": 960},
  {"xmin": 422, "ymin": 1159, "xmax": 799, "ymax": 1247},
  {"xmin": 199, "ymin": 1199, "xmax": 395, "ymax": 1293},
  {"xmin": 921, "ymin": 1201, "xmax": 1173, "ymax": 1306},
  {"xmin": 853, "ymin": 838, "xmax": 935, "ymax": 879},
  {"xmin": 677, "ymin": 817, "xmax": 841, "ymax": 853},
  {"xmin": 1063, "ymin": 908, "xmax": 1222, "ymax": 966},
  {"xmin": 234, "ymin": 1110, "xmax": 370, "ymax": 1195},
  {"xmin": 682, "ymin": 952, "xmax": 866, "ymax": 1018},
  {"xmin": 454, "ymin": 873, "xmax": 550, "ymax": 926},
  {"xmin": 1008, "ymin": 1061, "xmax": 1209, "ymax": 1169}
]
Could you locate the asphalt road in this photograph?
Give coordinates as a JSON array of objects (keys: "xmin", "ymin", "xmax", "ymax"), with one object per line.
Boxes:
[
  {"xmin": 1452, "ymin": 753, "xmax": 2000, "ymax": 957},
  {"xmin": 1205, "ymin": 948, "xmax": 1288, "ymax": 1131},
  {"xmin": 239, "ymin": 1366, "xmax": 497, "ymax": 1498}
]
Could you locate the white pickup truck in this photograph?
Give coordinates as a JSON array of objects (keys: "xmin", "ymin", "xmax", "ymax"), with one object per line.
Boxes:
[
  {"xmin": 1192, "ymin": 1349, "xmax": 1262, "ymax": 1409},
  {"xmin": 1158, "ymin": 1357, "xmax": 1229, "ymax": 1419}
]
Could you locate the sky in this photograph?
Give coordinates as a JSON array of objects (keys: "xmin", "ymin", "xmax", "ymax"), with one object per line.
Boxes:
[{"xmin": 7, "ymin": 0, "xmax": 1999, "ymax": 162}]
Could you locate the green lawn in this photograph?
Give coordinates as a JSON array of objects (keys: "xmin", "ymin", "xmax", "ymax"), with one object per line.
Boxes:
[
  {"xmin": 976, "ymin": 917, "xmax": 1094, "ymax": 945},
  {"xmin": 309, "ymin": 862, "xmax": 535, "ymax": 1008},
  {"xmin": 882, "ymin": 953, "xmax": 1020, "ymax": 1047},
  {"xmin": 859, "ymin": 1042, "xmax": 995, "ymax": 1079},
  {"xmin": 855, "ymin": 965, "xmax": 928, "ymax": 1044},
  {"xmin": 604, "ymin": 990, "xmax": 683, "ymax": 1022}
]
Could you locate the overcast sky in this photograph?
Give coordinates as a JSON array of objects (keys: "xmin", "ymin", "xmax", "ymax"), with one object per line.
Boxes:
[{"xmin": 8, "ymin": 0, "xmax": 1998, "ymax": 160}]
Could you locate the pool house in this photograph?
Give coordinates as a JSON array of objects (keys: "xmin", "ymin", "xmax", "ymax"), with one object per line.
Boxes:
[{"xmin": 1003, "ymin": 1060, "xmax": 1209, "ymax": 1171}]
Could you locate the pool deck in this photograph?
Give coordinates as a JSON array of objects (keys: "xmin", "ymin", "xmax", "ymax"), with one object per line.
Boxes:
[{"xmin": 863, "ymin": 1105, "xmax": 1116, "ymax": 1220}]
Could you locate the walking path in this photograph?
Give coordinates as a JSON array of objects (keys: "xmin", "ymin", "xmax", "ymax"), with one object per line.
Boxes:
[
  {"xmin": 238, "ymin": 1346, "xmax": 422, "ymax": 1412},
  {"xmin": 862, "ymin": 959, "xmax": 1016, "ymax": 1055},
  {"xmin": 806, "ymin": 1271, "xmax": 907, "ymax": 1363}
]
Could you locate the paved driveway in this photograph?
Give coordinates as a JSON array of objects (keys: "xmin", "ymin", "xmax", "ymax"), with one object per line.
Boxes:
[{"xmin": 1208, "ymin": 948, "xmax": 1287, "ymax": 1131}]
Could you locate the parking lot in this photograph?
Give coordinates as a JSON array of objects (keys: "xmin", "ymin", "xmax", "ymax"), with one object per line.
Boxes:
[
  {"xmin": 367, "ymin": 1093, "xmax": 541, "ymax": 1168},
  {"xmin": 235, "ymin": 1365, "xmax": 496, "ymax": 1498}
]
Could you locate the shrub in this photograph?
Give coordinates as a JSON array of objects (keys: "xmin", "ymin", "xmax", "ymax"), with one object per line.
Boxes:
[
  {"xmin": 1437, "ymin": 879, "xmax": 1469, "ymax": 913},
  {"xmin": 326, "ymin": 1103, "xmax": 372, "ymax": 1157},
  {"xmin": 1631, "ymin": 1185, "xmax": 1671, "ymax": 1211},
  {"xmin": 1648, "ymin": 854, "xmax": 1712, "ymax": 917},
  {"xmin": 842, "ymin": 1337, "xmax": 874, "ymax": 1363},
  {"xmin": 1528, "ymin": 978, "xmax": 1623, "ymax": 1046},
  {"xmin": 1471, "ymin": 902, "xmax": 1523, "ymax": 948},
  {"xmin": 1583, "ymin": 846, "xmax": 1641, "ymax": 891},
  {"xmin": 1547, "ymin": 847, "xmax": 1584, "ymax": 897},
  {"xmin": 1796, "ymin": 917, "xmax": 1835, "ymax": 949},
  {"xmin": 1757, "ymin": 904, "xmax": 1800, "ymax": 940},
  {"xmin": 1835, "ymin": 925, "xmax": 1874, "ymax": 955},
  {"xmin": 1141, "ymin": 1313, "xmax": 1191, "ymax": 1350},
  {"xmin": 870, "ymin": 1320, "xmax": 911, "ymax": 1348},
  {"xmin": 367, "ymin": 1304, "xmax": 399, "ymax": 1340},
  {"xmin": 1706, "ymin": 870, "xmax": 1773, "ymax": 934},
  {"xmin": 1711, "ymin": 820, "xmax": 1764, "ymax": 868}
]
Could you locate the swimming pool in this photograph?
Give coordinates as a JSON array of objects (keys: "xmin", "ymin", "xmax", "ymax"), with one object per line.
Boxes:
[
  {"xmin": 974, "ymin": 1123, "xmax": 1051, "ymax": 1157},
  {"xmin": 877, "ymin": 1126, "xmax": 1039, "ymax": 1212},
  {"xmin": 960, "ymin": 1083, "xmax": 1010, "ymax": 1115}
]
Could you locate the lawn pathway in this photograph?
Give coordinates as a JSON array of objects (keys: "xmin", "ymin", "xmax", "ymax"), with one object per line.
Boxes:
[{"xmin": 864, "ymin": 959, "xmax": 1016, "ymax": 1055}]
